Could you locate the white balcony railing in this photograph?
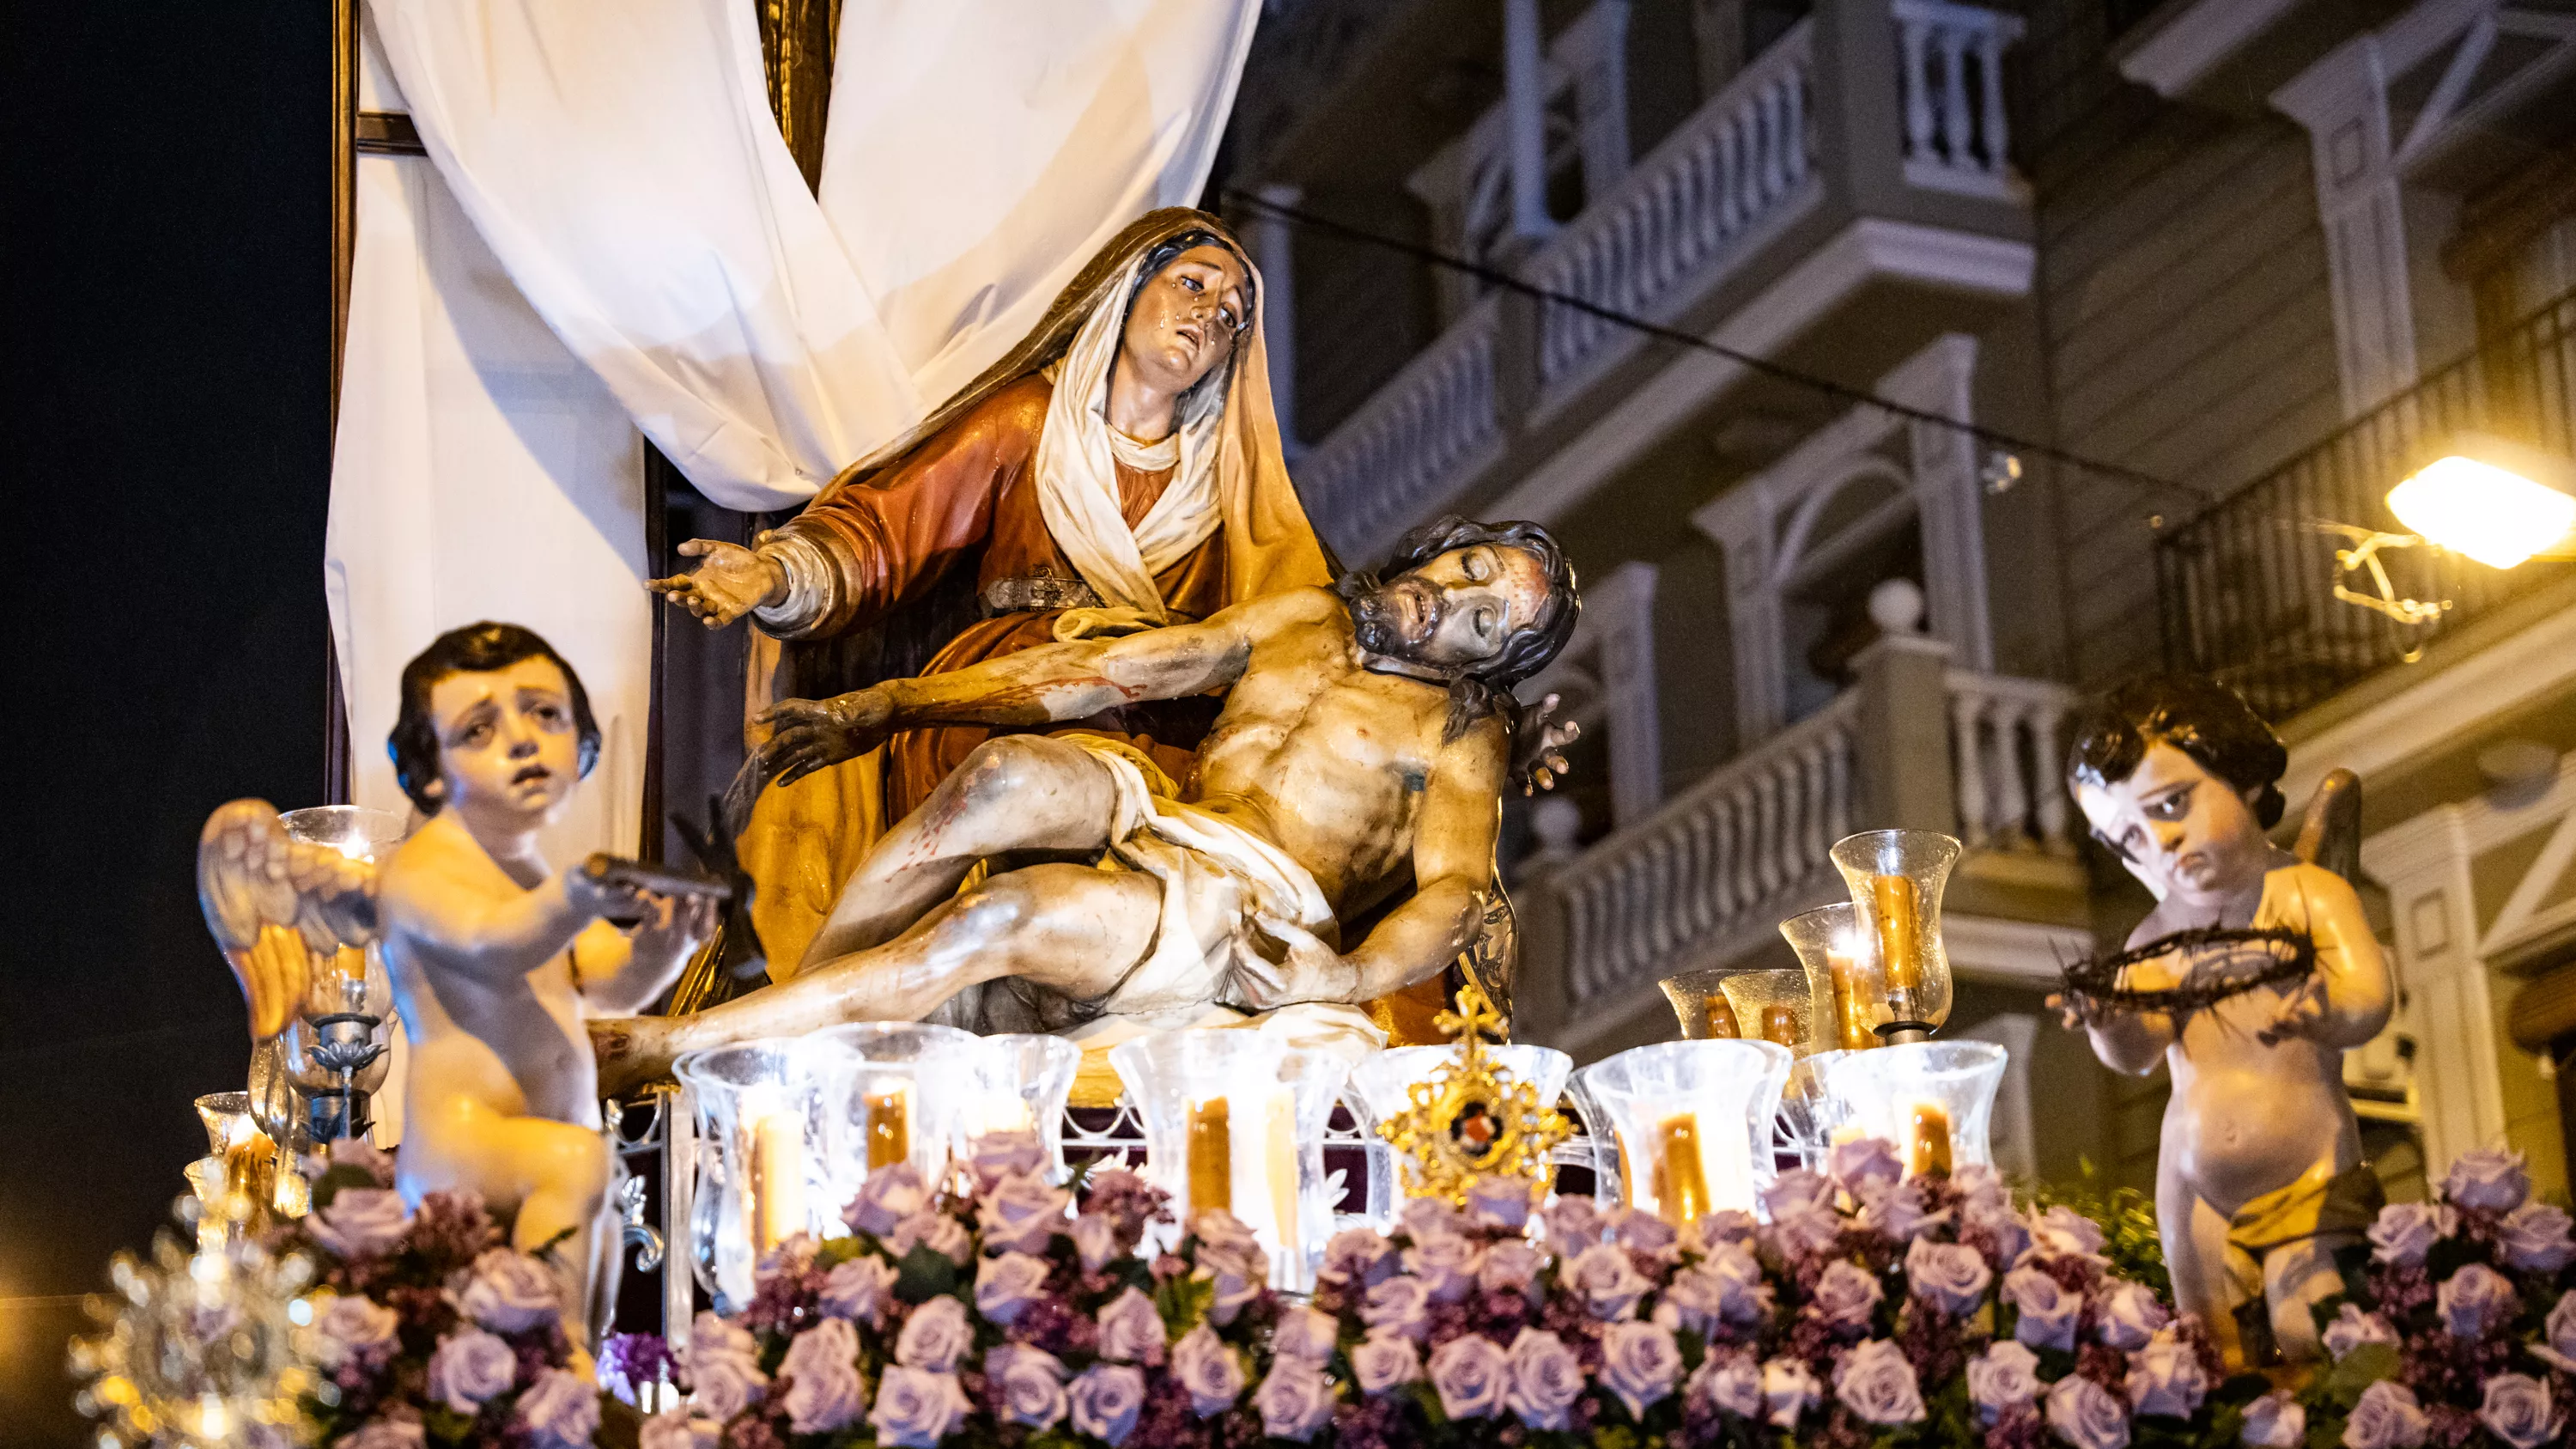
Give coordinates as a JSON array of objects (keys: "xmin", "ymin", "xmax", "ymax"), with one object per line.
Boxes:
[
  {"xmin": 1947, "ymin": 669, "xmax": 2079, "ymax": 856},
  {"xmin": 1893, "ymin": 0, "xmax": 2023, "ymax": 198},
  {"xmin": 1298, "ymin": 300, "xmax": 1501, "ymax": 551}
]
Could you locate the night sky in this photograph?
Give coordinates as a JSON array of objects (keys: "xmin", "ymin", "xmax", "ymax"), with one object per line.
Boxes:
[{"xmin": 4, "ymin": 4, "xmax": 333, "ymax": 1440}]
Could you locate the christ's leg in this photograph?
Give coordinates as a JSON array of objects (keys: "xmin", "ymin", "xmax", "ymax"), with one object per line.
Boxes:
[{"xmin": 800, "ymin": 735, "xmax": 1130, "ymax": 966}]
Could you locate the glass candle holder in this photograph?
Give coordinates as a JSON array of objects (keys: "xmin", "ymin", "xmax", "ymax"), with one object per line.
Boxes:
[
  {"xmin": 1274, "ymin": 1049, "xmax": 1355, "ymax": 1292},
  {"xmin": 1811, "ymin": 1040, "xmax": 2008, "ymax": 1178},
  {"xmin": 958, "ymin": 1033, "xmax": 1083, "ymax": 1178},
  {"xmin": 1112, "ymin": 1030, "xmax": 1331, "ymax": 1282},
  {"xmin": 817, "ymin": 1022, "xmax": 981, "ymax": 1200},
  {"xmin": 1780, "ymin": 903, "xmax": 1890, "ymax": 1052},
  {"xmin": 1579, "ymin": 1040, "xmax": 1791, "ymax": 1225},
  {"xmin": 673, "ymin": 1038, "xmax": 844, "ymax": 1312},
  {"xmin": 1346, "ymin": 1044, "xmax": 1574, "ymax": 1225},
  {"xmin": 277, "ymin": 807, "xmax": 409, "ymax": 1142},
  {"xmin": 1658, "ymin": 970, "xmax": 1746, "ymax": 1039},
  {"xmin": 1829, "ymin": 830, "xmax": 1961, "ymax": 1038}
]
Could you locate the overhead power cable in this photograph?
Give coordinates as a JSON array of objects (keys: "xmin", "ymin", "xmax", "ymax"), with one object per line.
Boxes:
[{"xmin": 1223, "ymin": 188, "xmax": 2217, "ymax": 508}]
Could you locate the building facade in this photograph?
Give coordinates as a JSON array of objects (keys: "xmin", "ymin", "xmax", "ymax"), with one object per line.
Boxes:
[{"xmin": 1218, "ymin": 0, "xmax": 2576, "ymax": 1199}]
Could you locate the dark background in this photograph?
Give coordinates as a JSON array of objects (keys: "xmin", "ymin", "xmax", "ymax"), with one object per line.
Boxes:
[{"xmin": 4, "ymin": 4, "xmax": 331, "ymax": 1440}]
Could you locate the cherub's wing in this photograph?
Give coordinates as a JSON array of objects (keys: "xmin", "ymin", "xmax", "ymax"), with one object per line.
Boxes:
[
  {"xmin": 196, "ymin": 800, "xmax": 381, "ymax": 1039},
  {"xmin": 2293, "ymin": 768, "xmax": 2365, "ymax": 888}
]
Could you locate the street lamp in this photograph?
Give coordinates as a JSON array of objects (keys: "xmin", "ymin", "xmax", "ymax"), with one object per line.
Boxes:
[{"xmin": 2385, "ymin": 434, "xmax": 2576, "ymax": 569}]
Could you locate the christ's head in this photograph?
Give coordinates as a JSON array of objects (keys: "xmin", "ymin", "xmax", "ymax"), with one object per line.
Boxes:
[
  {"xmin": 390, "ymin": 622, "xmax": 600, "ymax": 833},
  {"xmin": 1349, "ymin": 516, "xmax": 1579, "ymax": 689},
  {"xmin": 1118, "ymin": 232, "xmax": 1254, "ymax": 404},
  {"xmin": 2067, "ymin": 674, "xmax": 2285, "ymax": 905}
]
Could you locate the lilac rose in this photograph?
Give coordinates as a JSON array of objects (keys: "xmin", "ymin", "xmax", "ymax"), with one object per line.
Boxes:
[
  {"xmin": 2537, "ymin": 1290, "xmax": 2576, "ymax": 1373},
  {"xmin": 1965, "ymin": 1195, "xmax": 2034, "ymax": 1266},
  {"xmin": 1762, "ymin": 1356, "xmax": 1820, "ymax": 1429},
  {"xmin": 1828, "ymin": 1136, "xmax": 1905, "ymax": 1193},
  {"xmin": 1689, "ymin": 1354, "xmax": 1763, "ymax": 1420},
  {"xmin": 1067, "ymin": 1364, "xmax": 1147, "ymax": 1446},
  {"xmin": 2096, "ymin": 1280, "xmax": 2171, "ymax": 1351},
  {"xmin": 2030, "ymin": 1204, "xmax": 2109, "ymax": 1260},
  {"xmin": 2047, "ymin": 1373, "xmax": 2131, "ymax": 1449},
  {"xmin": 2002, "ymin": 1265, "xmax": 2081, "ymax": 1351},
  {"xmin": 637, "ymin": 1410, "xmax": 720, "ymax": 1449},
  {"xmin": 965, "ymin": 1128, "xmax": 1049, "ymax": 1192},
  {"xmin": 685, "ymin": 1313, "xmax": 769, "ymax": 1420},
  {"xmin": 977, "ymin": 1172, "xmax": 1071, "ymax": 1255},
  {"xmin": 870, "ymin": 1366, "xmax": 971, "ymax": 1449},
  {"xmin": 1834, "ymin": 1338, "xmax": 1927, "ymax": 1427},
  {"xmin": 2366, "ymin": 1202, "xmax": 2456, "ymax": 1267},
  {"xmin": 1601, "ymin": 1319, "xmax": 1683, "ymax": 1420},
  {"xmin": 1504, "ymin": 1328, "xmax": 1586, "ymax": 1431},
  {"xmin": 1254, "ymin": 1359, "xmax": 1337, "ymax": 1442},
  {"xmin": 1606, "ymin": 1205, "xmax": 1679, "ymax": 1256},
  {"xmin": 1542, "ymin": 1195, "xmax": 1605, "ymax": 1251},
  {"xmin": 1399, "ymin": 1197, "xmax": 1466, "ymax": 1239},
  {"xmin": 1173, "ymin": 1323, "xmax": 1247, "ymax": 1416},
  {"xmin": 1566, "ymin": 1241, "xmax": 1651, "ymax": 1320},
  {"xmin": 1809, "ymin": 1259, "xmax": 1886, "ymax": 1332},
  {"xmin": 1858, "ymin": 1179, "xmax": 1947, "ymax": 1241},
  {"xmin": 1426, "ymin": 1333, "xmax": 1510, "ymax": 1420},
  {"xmin": 1467, "ymin": 1174, "xmax": 1539, "ymax": 1231},
  {"xmin": 1690, "ymin": 1208, "xmax": 1759, "ymax": 1251},
  {"xmin": 1905, "ymin": 1237, "xmax": 1991, "ymax": 1318},
  {"xmin": 818, "ymin": 1254, "xmax": 898, "ymax": 1325},
  {"xmin": 1663, "ymin": 1248, "xmax": 1770, "ymax": 1334},
  {"xmin": 1761, "ymin": 1167, "xmax": 1832, "ymax": 1217},
  {"xmin": 1320, "ymin": 1227, "xmax": 1397, "ymax": 1287},
  {"xmin": 312, "ymin": 1294, "xmax": 399, "ymax": 1370},
  {"xmin": 1953, "ymin": 1164, "xmax": 2010, "ymax": 1213},
  {"xmin": 2321, "ymin": 1303, "xmax": 2400, "ymax": 1360},
  {"xmin": 2125, "ymin": 1328, "xmax": 2207, "ymax": 1419},
  {"xmin": 340, "ymin": 1417, "xmax": 428, "ymax": 1449},
  {"xmin": 886, "ymin": 1210, "xmax": 972, "ymax": 1265},
  {"xmin": 1273, "ymin": 1306, "xmax": 1338, "ymax": 1364},
  {"xmin": 309, "ymin": 1187, "xmax": 410, "ymax": 1258},
  {"xmin": 780, "ymin": 1318, "xmax": 866, "ymax": 1434},
  {"xmin": 2495, "ymin": 1201, "xmax": 2576, "ymax": 1272},
  {"xmin": 1965, "ymin": 1341, "xmax": 2041, "ymax": 1422},
  {"xmin": 975, "ymin": 1251, "xmax": 1051, "ymax": 1327},
  {"xmin": 1765, "ymin": 1196, "xmax": 1845, "ymax": 1259},
  {"xmin": 845, "ymin": 1164, "xmax": 928, "ymax": 1235},
  {"xmin": 517, "ymin": 1368, "xmax": 601, "ymax": 1449},
  {"xmin": 2240, "ymin": 1391, "xmax": 2305, "ymax": 1449},
  {"xmin": 2437, "ymin": 1262, "xmax": 2518, "ymax": 1340},
  {"xmin": 458, "ymin": 1247, "xmax": 560, "ymax": 1334},
  {"xmin": 987, "ymin": 1344, "xmax": 1070, "ymax": 1432},
  {"xmin": 1402, "ymin": 1232, "xmax": 1479, "ymax": 1303},
  {"xmin": 1096, "ymin": 1286, "xmax": 1168, "ymax": 1365},
  {"xmin": 1358, "ymin": 1274, "xmax": 1432, "ymax": 1341},
  {"xmin": 1069, "ymin": 1213, "xmax": 1121, "ymax": 1273},
  {"xmin": 1199, "ymin": 1248, "xmax": 1264, "ymax": 1326},
  {"xmin": 2342, "ymin": 1379, "xmax": 2429, "ymax": 1449},
  {"xmin": 1477, "ymin": 1239, "xmax": 1546, "ymax": 1301},
  {"xmin": 2443, "ymin": 1145, "xmax": 2530, "ymax": 1213},
  {"xmin": 896, "ymin": 1294, "xmax": 973, "ymax": 1372},
  {"xmin": 2476, "ymin": 1373, "xmax": 2562, "ymax": 1449},
  {"xmin": 426, "ymin": 1328, "xmax": 517, "ymax": 1414},
  {"xmin": 1351, "ymin": 1333, "xmax": 1422, "ymax": 1396}
]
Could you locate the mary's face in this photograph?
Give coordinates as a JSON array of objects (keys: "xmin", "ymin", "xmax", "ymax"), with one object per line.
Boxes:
[{"xmin": 1118, "ymin": 244, "xmax": 1250, "ymax": 401}]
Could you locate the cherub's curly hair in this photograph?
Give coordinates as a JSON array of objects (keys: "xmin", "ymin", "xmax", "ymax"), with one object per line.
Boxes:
[
  {"xmin": 1334, "ymin": 515, "xmax": 1581, "ymax": 740},
  {"xmin": 389, "ymin": 622, "xmax": 600, "ymax": 813},
  {"xmin": 2066, "ymin": 673, "xmax": 2287, "ymax": 830}
]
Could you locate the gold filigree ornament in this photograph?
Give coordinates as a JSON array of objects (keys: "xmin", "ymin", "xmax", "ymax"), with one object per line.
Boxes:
[
  {"xmin": 1374, "ymin": 981, "xmax": 1570, "ymax": 1206},
  {"xmin": 70, "ymin": 1165, "xmax": 320, "ymax": 1448}
]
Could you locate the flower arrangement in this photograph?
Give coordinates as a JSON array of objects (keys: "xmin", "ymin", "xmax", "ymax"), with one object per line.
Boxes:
[
  {"xmin": 282, "ymin": 1138, "xmax": 611, "ymax": 1449},
  {"xmin": 2269, "ymin": 1145, "xmax": 2574, "ymax": 1449}
]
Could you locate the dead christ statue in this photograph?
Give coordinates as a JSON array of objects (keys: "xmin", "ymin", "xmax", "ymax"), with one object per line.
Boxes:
[{"xmin": 592, "ymin": 516, "xmax": 1578, "ymax": 1090}]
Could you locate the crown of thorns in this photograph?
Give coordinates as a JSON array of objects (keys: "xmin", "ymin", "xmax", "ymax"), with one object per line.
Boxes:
[{"xmin": 2055, "ymin": 924, "xmax": 2318, "ymax": 1025}]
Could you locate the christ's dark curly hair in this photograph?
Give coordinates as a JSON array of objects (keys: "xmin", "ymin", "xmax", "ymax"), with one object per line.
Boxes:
[
  {"xmin": 1335, "ymin": 515, "xmax": 1582, "ymax": 740},
  {"xmin": 389, "ymin": 621, "xmax": 600, "ymax": 813},
  {"xmin": 2066, "ymin": 673, "xmax": 2287, "ymax": 829}
]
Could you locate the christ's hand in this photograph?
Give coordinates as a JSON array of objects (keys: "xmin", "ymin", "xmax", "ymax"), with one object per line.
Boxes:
[
  {"xmin": 1234, "ymin": 916, "xmax": 1361, "ymax": 1010},
  {"xmin": 754, "ymin": 688, "xmax": 898, "ymax": 788},
  {"xmin": 648, "ymin": 538, "xmax": 786, "ymax": 628}
]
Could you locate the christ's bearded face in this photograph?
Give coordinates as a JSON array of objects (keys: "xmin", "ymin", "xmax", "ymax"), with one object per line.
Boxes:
[
  {"xmin": 424, "ymin": 654, "xmax": 586, "ymax": 831},
  {"xmin": 1352, "ymin": 543, "xmax": 1553, "ymax": 674},
  {"xmin": 2074, "ymin": 741, "xmax": 2272, "ymax": 906},
  {"xmin": 1120, "ymin": 244, "xmax": 1249, "ymax": 401}
]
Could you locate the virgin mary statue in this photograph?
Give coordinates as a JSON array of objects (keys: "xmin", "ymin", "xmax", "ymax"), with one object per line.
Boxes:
[{"xmin": 650, "ymin": 208, "xmax": 1332, "ymax": 975}]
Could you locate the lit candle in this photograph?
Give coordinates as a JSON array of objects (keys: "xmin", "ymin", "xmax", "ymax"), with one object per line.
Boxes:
[
  {"xmin": 864, "ymin": 1078, "xmax": 913, "ymax": 1170},
  {"xmin": 962, "ymin": 1092, "xmax": 1036, "ymax": 1141},
  {"xmin": 1253, "ymin": 1088, "xmax": 1300, "ymax": 1268},
  {"xmin": 1906, "ymin": 1100, "xmax": 1953, "ymax": 1178},
  {"xmin": 1827, "ymin": 941, "xmax": 1880, "ymax": 1050},
  {"xmin": 1187, "ymin": 1094, "xmax": 1232, "ymax": 1214},
  {"xmin": 1759, "ymin": 1004, "xmax": 1801, "ymax": 1050},
  {"xmin": 1643, "ymin": 1107, "xmax": 1758, "ymax": 1225},
  {"xmin": 1702, "ymin": 995, "xmax": 1742, "ymax": 1038},
  {"xmin": 749, "ymin": 1110, "xmax": 805, "ymax": 1250},
  {"xmin": 1869, "ymin": 874, "xmax": 1923, "ymax": 991}
]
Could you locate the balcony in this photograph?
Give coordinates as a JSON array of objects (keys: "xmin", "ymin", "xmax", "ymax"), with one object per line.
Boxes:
[
  {"xmin": 1293, "ymin": 0, "xmax": 2034, "ymax": 563},
  {"xmin": 1514, "ymin": 633, "xmax": 2093, "ymax": 1060},
  {"xmin": 2156, "ymin": 288, "xmax": 2576, "ymax": 724}
]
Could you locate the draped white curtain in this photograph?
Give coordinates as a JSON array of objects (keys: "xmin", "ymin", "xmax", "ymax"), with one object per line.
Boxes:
[{"xmin": 329, "ymin": 0, "xmax": 1261, "ymax": 864}]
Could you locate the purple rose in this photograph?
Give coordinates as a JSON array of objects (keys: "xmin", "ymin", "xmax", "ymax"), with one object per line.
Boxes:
[
  {"xmin": 2537, "ymin": 1290, "xmax": 2576, "ymax": 1373},
  {"xmin": 779, "ymin": 1318, "xmax": 866, "ymax": 1434},
  {"xmin": 1905, "ymin": 1238, "xmax": 1991, "ymax": 1319},
  {"xmin": 1402, "ymin": 1232, "xmax": 1479, "ymax": 1304},
  {"xmin": 312, "ymin": 1294, "xmax": 399, "ymax": 1370},
  {"xmin": 1096, "ymin": 1286, "xmax": 1167, "ymax": 1365},
  {"xmin": 1809, "ymin": 1259, "xmax": 1886, "ymax": 1332},
  {"xmin": 974, "ymin": 1251, "xmax": 1050, "ymax": 1327},
  {"xmin": 1858, "ymin": 1179, "xmax": 1947, "ymax": 1241},
  {"xmin": 340, "ymin": 1417, "xmax": 427, "ymax": 1449},
  {"xmin": 1953, "ymin": 1164, "xmax": 2009, "ymax": 1213},
  {"xmin": 1762, "ymin": 1357, "xmax": 1820, "ymax": 1429},
  {"xmin": 458, "ymin": 1247, "xmax": 560, "ymax": 1334},
  {"xmin": 1351, "ymin": 1333, "xmax": 1422, "ymax": 1396},
  {"xmin": 2096, "ymin": 1281, "xmax": 2171, "ymax": 1351},
  {"xmin": 1194, "ymin": 1207, "xmax": 1263, "ymax": 1263},
  {"xmin": 1426, "ymin": 1333, "xmax": 1510, "ymax": 1420},
  {"xmin": 1690, "ymin": 1208, "xmax": 1759, "ymax": 1251},
  {"xmin": 2366, "ymin": 1202, "xmax": 2456, "ymax": 1267},
  {"xmin": 2495, "ymin": 1201, "xmax": 2576, "ymax": 1272},
  {"xmin": 309, "ymin": 1187, "xmax": 410, "ymax": 1258},
  {"xmin": 987, "ymin": 1344, "xmax": 1069, "ymax": 1432},
  {"xmin": 1601, "ymin": 1319, "xmax": 1683, "ymax": 1420},
  {"xmin": 819, "ymin": 1253, "xmax": 898, "ymax": 1325},
  {"xmin": 886, "ymin": 1210, "xmax": 972, "ymax": 1265},
  {"xmin": 977, "ymin": 1172, "xmax": 1071, "ymax": 1256},
  {"xmin": 1254, "ymin": 1359, "xmax": 1337, "ymax": 1442},
  {"xmin": 2438, "ymin": 1262, "xmax": 2518, "ymax": 1340},
  {"xmin": 1567, "ymin": 1241, "xmax": 1652, "ymax": 1320},
  {"xmin": 1504, "ymin": 1328, "xmax": 1586, "ymax": 1431},
  {"xmin": 1321, "ymin": 1227, "xmax": 1396, "ymax": 1287},
  {"xmin": 1173, "ymin": 1323, "xmax": 1247, "ymax": 1416},
  {"xmin": 1467, "ymin": 1175, "xmax": 1539, "ymax": 1231},
  {"xmin": 684, "ymin": 1313, "xmax": 768, "ymax": 1421},
  {"xmin": 2476, "ymin": 1373, "xmax": 2563, "ymax": 1449},
  {"xmin": 1966, "ymin": 1341, "xmax": 2041, "ymax": 1423},
  {"xmin": 2003, "ymin": 1265, "xmax": 2081, "ymax": 1351},
  {"xmin": 2320, "ymin": 1304, "xmax": 2397, "ymax": 1361},
  {"xmin": 2031, "ymin": 1204, "xmax": 2109, "ymax": 1260},
  {"xmin": 516, "ymin": 1368, "xmax": 601, "ymax": 1449},
  {"xmin": 1399, "ymin": 1197, "xmax": 1466, "ymax": 1240},
  {"xmin": 1067, "ymin": 1364, "xmax": 1147, "ymax": 1446},
  {"xmin": 1477, "ymin": 1239, "xmax": 1546, "ymax": 1301},
  {"xmin": 1834, "ymin": 1338, "xmax": 1927, "ymax": 1427},
  {"xmin": 1828, "ymin": 1136, "xmax": 1905, "ymax": 1194},
  {"xmin": 845, "ymin": 1164, "xmax": 928, "ymax": 1235},
  {"xmin": 1965, "ymin": 1195, "xmax": 2033, "ymax": 1266},
  {"xmin": 1607, "ymin": 1205, "xmax": 1680, "ymax": 1256},
  {"xmin": 966, "ymin": 1128, "xmax": 1049, "ymax": 1192},
  {"xmin": 2443, "ymin": 1145, "xmax": 2530, "ymax": 1213},
  {"xmin": 896, "ymin": 1294, "xmax": 973, "ymax": 1372},
  {"xmin": 1662, "ymin": 1247, "xmax": 1769, "ymax": 1334},
  {"xmin": 637, "ymin": 1410, "xmax": 720, "ymax": 1449},
  {"xmin": 2048, "ymin": 1373, "xmax": 2131, "ymax": 1449},
  {"xmin": 1688, "ymin": 1353, "xmax": 1763, "ymax": 1420},
  {"xmin": 1273, "ymin": 1306, "xmax": 1338, "ymax": 1364},
  {"xmin": 2240, "ymin": 1391, "xmax": 2304, "ymax": 1449},
  {"xmin": 1765, "ymin": 1197, "xmax": 1844, "ymax": 1260},
  {"xmin": 2342, "ymin": 1379, "xmax": 2429, "ymax": 1449},
  {"xmin": 1070, "ymin": 1213, "xmax": 1121, "ymax": 1273},
  {"xmin": 1358, "ymin": 1274, "xmax": 1432, "ymax": 1342},
  {"xmin": 869, "ymin": 1366, "xmax": 970, "ymax": 1449},
  {"xmin": 1541, "ymin": 1195, "xmax": 1604, "ymax": 1251},
  {"xmin": 756, "ymin": 1234, "xmax": 818, "ymax": 1284},
  {"xmin": 1761, "ymin": 1167, "xmax": 1832, "ymax": 1218},
  {"xmin": 426, "ymin": 1328, "xmax": 516, "ymax": 1414},
  {"xmin": 2125, "ymin": 1328, "xmax": 2206, "ymax": 1419}
]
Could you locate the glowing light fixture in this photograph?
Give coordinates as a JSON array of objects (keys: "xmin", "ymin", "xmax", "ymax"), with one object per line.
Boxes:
[{"xmin": 2386, "ymin": 435, "xmax": 2576, "ymax": 569}]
